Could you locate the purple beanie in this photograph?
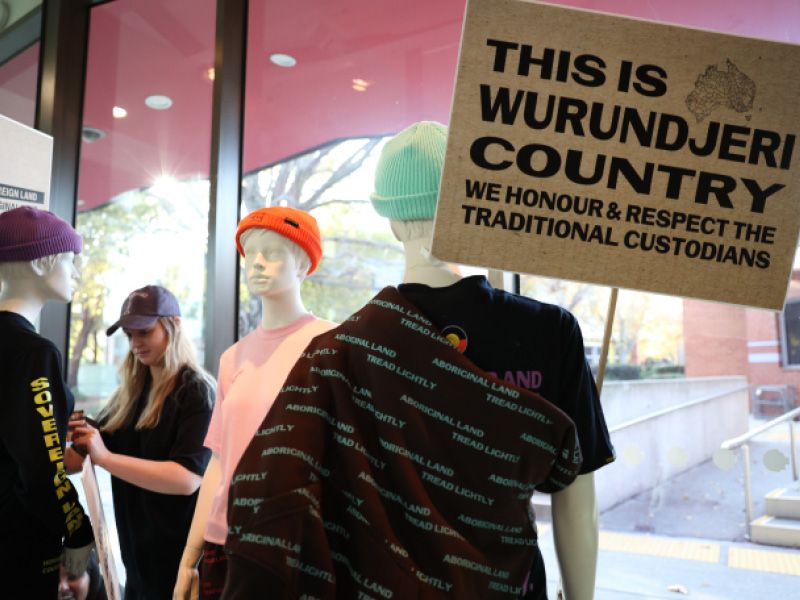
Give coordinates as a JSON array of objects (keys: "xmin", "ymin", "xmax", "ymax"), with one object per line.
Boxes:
[{"xmin": 0, "ymin": 207, "xmax": 83, "ymax": 263}]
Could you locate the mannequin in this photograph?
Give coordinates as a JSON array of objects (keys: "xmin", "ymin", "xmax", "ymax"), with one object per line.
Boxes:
[
  {"xmin": 372, "ymin": 122, "xmax": 613, "ymax": 600},
  {"xmin": 0, "ymin": 207, "xmax": 95, "ymax": 598},
  {"xmin": 174, "ymin": 207, "xmax": 335, "ymax": 600},
  {"xmin": 391, "ymin": 218, "xmax": 600, "ymax": 600}
]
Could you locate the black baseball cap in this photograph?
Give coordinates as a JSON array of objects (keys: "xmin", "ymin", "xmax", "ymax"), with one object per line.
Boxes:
[{"xmin": 106, "ymin": 285, "xmax": 181, "ymax": 336}]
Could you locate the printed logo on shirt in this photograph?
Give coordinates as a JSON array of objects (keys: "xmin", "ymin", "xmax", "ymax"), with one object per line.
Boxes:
[
  {"xmin": 442, "ymin": 325, "xmax": 468, "ymax": 353},
  {"xmin": 487, "ymin": 369, "xmax": 543, "ymax": 391},
  {"xmin": 29, "ymin": 376, "xmax": 85, "ymax": 536}
]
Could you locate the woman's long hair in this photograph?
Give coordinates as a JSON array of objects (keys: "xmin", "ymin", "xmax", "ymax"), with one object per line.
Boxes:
[{"xmin": 100, "ymin": 316, "xmax": 211, "ymax": 432}]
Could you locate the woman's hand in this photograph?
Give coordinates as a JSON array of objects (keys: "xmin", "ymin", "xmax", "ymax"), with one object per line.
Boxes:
[{"xmin": 71, "ymin": 422, "xmax": 112, "ymax": 467}]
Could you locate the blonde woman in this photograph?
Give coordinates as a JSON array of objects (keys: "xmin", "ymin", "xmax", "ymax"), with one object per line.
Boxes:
[{"xmin": 72, "ymin": 285, "xmax": 214, "ymax": 600}]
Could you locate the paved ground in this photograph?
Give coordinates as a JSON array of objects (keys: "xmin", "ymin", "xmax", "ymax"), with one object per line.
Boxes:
[
  {"xmin": 599, "ymin": 436, "xmax": 793, "ymax": 542},
  {"xmin": 537, "ymin": 416, "xmax": 800, "ymax": 599},
  {"xmin": 538, "ymin": 526, "xmax": 800, "ymax": 599}
]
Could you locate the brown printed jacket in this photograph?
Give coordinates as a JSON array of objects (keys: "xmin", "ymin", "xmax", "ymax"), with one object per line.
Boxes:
[{"xmin": 223, "ymin": 287, "xmax": 582, "ymax": 599}]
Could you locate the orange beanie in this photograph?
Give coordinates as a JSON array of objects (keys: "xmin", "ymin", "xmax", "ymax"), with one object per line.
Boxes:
[{"xmin": 235, "ymin": 207, "xmax": 322, "ymax": 275}]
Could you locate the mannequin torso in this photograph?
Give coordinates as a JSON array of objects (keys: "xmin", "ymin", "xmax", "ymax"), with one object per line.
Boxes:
[
  {"xmin": 0, "ymin": 251, "xmax": 94, "ymax": 592},
  {"xmin": 175, "ymin": 224, "xmax": 335, "ymax": 600},
  {"xmin": 391, "ymin": 219, "xmax": 603, "ymax": 600}
]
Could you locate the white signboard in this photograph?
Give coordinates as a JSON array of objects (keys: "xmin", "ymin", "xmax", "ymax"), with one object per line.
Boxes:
[
  {"xmin": 81, "ymin": 458, "xmax": 123, "ymax": 600},
  {"xmin": 0, "ymin": 113, "xmax": 52, "ymax": 213}
]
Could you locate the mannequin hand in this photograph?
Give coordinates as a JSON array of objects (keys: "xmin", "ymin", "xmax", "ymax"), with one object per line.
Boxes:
[
  {"xmin": 172, "ymin": 564, "xmax": 199, "ymax": 600},
  {"xmin": 64, "ymin": 444, "xmax": 87, "ymax": 474},
  {"xmin": 63, "ymin": 541, "xmax": 94, "ymax": 577},
  {"xmin": 71, "ymin": 423, "xmax": 111, "ymax": 467},
  {"xmin": 173, "ymin": 545, "xmax": 202, "ymax": 600}
]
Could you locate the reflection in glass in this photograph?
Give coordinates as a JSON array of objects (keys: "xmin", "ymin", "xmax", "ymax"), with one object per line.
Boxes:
[
  {"xmin": 783, "ymin": 300, "xmax": 800, "ymax": 366},
  {"xmin": 71, "ymin": 0, "xmax": 215, "ymax": 414},
  {"xmin": 0, "ymin": 43, "xmax": 39, "ymax": 126},
  {"xmin": 0, "ymin": 0, "xmax": 42, "ymax": 32}
]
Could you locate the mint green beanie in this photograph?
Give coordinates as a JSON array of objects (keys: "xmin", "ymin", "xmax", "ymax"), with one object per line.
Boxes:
[{"xmin": 370, "ymin": 121, "xmax": 448, "ymax": 220}]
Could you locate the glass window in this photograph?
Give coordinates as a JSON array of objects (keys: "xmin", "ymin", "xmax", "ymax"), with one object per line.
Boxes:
[
  {"xmin": 239, "ymin": 0, "xmax": 467, "ymax": 335},
  {"xmin": 236, "ymin": 5, "xmax": 800, "ymax": 594},
  {"xmin": 0, "ymin": 0, "xmax": 41, "ymax": 31},
  {"xmin": 0, "ymin": 42, "xmax": 39, "ymax": 127},
  {"xmin": 70, "ymin": 0, "xmax": 216, "ymax": 415},
  {"xmin": 781, "ymin": 300, "xmax": 800, "ymax": 366}
]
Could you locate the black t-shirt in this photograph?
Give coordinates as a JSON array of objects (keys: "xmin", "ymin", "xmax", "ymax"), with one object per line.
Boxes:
[
  {"xmin": 0, "ymin": 311, "xmax": 94, "ymax": 553},
  {"xmin": 399, "ymin": 276, "xmax": 615, "ymax": 599},
  {"xmin": 101, "ymin": 366, "xmax": 213, "ymax": 599}
]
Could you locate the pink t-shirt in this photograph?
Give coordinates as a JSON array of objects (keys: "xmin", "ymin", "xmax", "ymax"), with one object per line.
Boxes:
[{"xmin": 203, "ymin": 314, "xmax": 336, "ymax": 544}]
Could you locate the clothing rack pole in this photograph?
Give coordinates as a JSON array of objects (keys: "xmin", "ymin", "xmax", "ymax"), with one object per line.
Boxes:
[{"xmin": 595, "ymin": 287, "xmax": 619, "ymax": 395}]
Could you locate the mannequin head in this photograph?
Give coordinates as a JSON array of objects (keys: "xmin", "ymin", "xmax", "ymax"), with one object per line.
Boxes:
[
  {"xmin": 235, "ymin": 207, "xmax": 323, "ymax": 327},
  {"xmin": 0, "ymin": 207, "xmax": 83, "ymax": 320},
  {"xmin": 370, "ymin": 121, "xmax": 447, "ymax": 224},
  {"xmin": 0, "ymin": 252, "xmax": 80, "ymax": 302},
  {"xmin": 240, "ymin": 228, "xmax": 309, "ymax": 298},
  {"xmin": 370, "ymin": 121, "xmax": 459, "ymax": 286},
  {"xmin": 58, "ymin": 550, "xmax": 104, "ymax": 600}
]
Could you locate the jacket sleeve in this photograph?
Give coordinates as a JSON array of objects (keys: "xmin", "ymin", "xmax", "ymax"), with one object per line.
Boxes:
[{"xmin": 0, "ymin": 345, "xmax": 94, "ymax": 547}]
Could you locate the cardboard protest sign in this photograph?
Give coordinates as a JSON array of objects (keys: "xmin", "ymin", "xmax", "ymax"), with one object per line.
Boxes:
[
  {"xmin": 0, "ymin": 113, "xmax": 52, "ymax": 213},
  {"xmin": 432, "ymin": 0, "xmax": 800, "ymax": 310},
  {"xmin": 81, "ymin": 458, "xmax": 123, "ymax": 600}
]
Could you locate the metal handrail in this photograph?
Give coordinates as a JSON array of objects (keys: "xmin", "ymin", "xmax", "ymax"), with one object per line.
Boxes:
[
  {"xmin": 719, "ymin": 405, "xmax": 800, "ymax": 538},
  {"xmin": 720, "ymin": 405, "xmax": 800, "ymax": 450},
  {"xmin": 609, "ymin": 385, "xmax": 749, "ymax": 434}
]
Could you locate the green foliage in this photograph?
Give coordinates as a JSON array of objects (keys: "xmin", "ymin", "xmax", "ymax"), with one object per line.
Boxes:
[
  {"xmin": 601, "ymin": 363, "xmax": 643, "ymax": 381},
  {"xmin": 644, "ymin": 364, "xmax": 685, "ymax": 379},
  {"xmin": 238, "ymin": 136, "xmax": 400, "ymax": 334},
  {"xmin": 69, "ymin": 195, "xmax": 167, "ymax": 387},
  {"xmin": 596, "ymin": 362, "xmax": 685, "ymax": 381}
]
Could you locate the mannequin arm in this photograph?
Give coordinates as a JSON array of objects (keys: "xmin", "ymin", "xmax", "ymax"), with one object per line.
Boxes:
[
  {"xmin": 174, "ymin": 453, "xmax": 221, "ymax": 599},
  {"xmin": 64, "ymin": 445, "xmax": 86, "ymax": 474},
  {"xmin": 551, "ymin": 473, "xmax": 598, "ymax": 600}
]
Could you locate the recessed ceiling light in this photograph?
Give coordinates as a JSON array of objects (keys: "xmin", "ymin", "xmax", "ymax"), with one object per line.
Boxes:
[
  {"xmin": 112, "ymin": 106, "xmax": 127, "ymax": 118},
  {"xmin": 206, "ymin": 67, "xmax": 215, "ymax": 81},
  {"xmin": 269, "ymin": 53, "xmax": 297, "ymax": 68},
  {"xmin": 352, "ymin": 78, "xmax": 370, "ymax": 92},
  {"xmin": 145, "ymin": 95, "xmax": 173, "ymax": 110}
]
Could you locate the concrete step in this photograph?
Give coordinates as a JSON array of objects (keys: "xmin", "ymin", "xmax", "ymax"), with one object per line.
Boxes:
[
  {"xmin": 750, "ymin": 515, "xmax": 800, "ymax": 548},
  {"xmin": 765, "ymin": 482, "xmax": 800, "ymax": 519}
]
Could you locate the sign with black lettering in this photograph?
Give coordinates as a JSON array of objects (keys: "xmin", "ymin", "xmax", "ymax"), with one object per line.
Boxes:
[
  {"xmin": 0, "ymin": 114, "xmax": 52, "ymax": 213},
  {"xmin": 431, "ymin": 0, "xmax": 800, "ymax": 310}
]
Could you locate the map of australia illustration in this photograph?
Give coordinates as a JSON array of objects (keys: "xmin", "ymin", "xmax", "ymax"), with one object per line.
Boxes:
[{"xmin": 685, "ymin": 59, "xmax": 756, "ymax": 122}]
